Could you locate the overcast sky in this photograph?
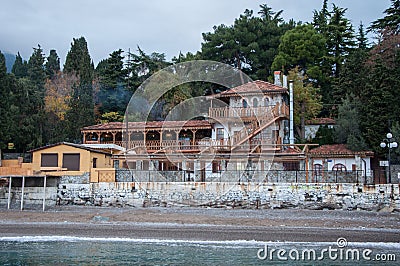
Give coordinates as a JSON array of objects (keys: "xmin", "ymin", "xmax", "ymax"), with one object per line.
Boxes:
[{"xmin": 0, "ymin": 0, "xmax": 392, "ymax": 66}]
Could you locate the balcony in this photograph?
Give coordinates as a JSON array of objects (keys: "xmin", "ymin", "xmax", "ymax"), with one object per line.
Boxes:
[
  {"xmin": 125, "ymin": 139, "xmax": 230, "ymax": 152},
  {"xmin": 208, "ymin": 103, "xmax": 289, "ymax": 119}
]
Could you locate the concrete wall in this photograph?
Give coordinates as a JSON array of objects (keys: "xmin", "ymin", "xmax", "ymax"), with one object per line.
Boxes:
[{"xmin": 56, "ymin": 182, "xmax": 400, "ymax": 211}]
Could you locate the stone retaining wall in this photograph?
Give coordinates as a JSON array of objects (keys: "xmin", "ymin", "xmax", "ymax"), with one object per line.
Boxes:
[
  {"xmin": 0, "ymin": 186, "xmax": 58, "ymax": 208},
  {"xmin": 116, "ymin": 170, "xmax": 371, "ymax": 183},
  {"xmin": 56, "ymin": 182, "xmax": 400, "ymax": 211}
]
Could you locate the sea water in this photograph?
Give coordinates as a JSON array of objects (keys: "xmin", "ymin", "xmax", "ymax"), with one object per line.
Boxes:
[{"xmin": 0, "ymin": 236, "xmax": 399, "ymax": 265}]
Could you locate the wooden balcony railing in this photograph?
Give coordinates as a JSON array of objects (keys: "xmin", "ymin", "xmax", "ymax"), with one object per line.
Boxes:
[
  {"xmin": 86, "ymin": 138, "xmax": 280, "ymax": 153},
  {"xmin": 209, "ymin": 104, "xmax": 288, "ymax": 119},
  {"xmin": 84, "ymin": 104, "xmax": 289, "ymax": 152},
  {"xmin": 122, "ymin": 139, "xmax": 232, "ymax": 152}
]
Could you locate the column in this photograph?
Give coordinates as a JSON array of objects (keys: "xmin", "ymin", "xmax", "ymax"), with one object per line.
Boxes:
[
  {"xmin": 20, "ymin": 176, "xmax": 25, "ymax": 211},
  {"xmin": 127, "ymin": 131, "xmax": 131, "ymax": 149},
  {"xmin": 7, "ymin": 176, "xmax": 12, "ymax": 210},
  {"xmin": 194, "ymin": 160, "xmax": 200, "ymax": 182},
  {"xmin": 42, "ymin": 176, "xmax": 47, "ymax": 212},
  {"xmin": 191, "ymin": 130, "xmax": 197, "ymax": 146},
  {"xmin": 175, "ymin": 130, "xmax": 180, "ymax": 149},
  {"xmin": 96, "ymin": 132, "xmax": 101, "ymax": 143}
]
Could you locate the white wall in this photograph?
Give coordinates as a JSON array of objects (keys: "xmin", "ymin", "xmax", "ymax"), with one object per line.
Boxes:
[
  {"xmin": 211, "ymin": 122, "xmax": 230, "ymax": 140},
  {"xmin": 312, "ymin": 156, "xmax": 372, "ymax": 177},
  {"xmin": 229, "ymin": 95, "xmax": 281, "ymax": 108}
]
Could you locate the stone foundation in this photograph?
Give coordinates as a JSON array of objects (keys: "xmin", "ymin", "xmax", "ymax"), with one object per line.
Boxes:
[
  {"xmin": 56, "ymin": 182, "xmax": 400, "ymax": 212},
  {"xmin": 0, "ymin": 186, "xmax": 58, "ymax": 208}
]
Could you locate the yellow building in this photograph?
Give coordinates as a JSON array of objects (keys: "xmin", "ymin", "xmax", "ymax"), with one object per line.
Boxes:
[{"xmin": 30, "ymin": 142, "xmax": 114, "ymax": 182}]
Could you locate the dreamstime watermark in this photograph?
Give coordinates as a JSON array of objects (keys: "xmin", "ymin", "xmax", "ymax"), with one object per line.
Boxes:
[{"xmin": 257, "ymin": 237, "xmax": 397, "ymax": 262}]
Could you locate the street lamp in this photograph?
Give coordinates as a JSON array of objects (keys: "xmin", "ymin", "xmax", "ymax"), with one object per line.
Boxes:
[{"xmin": 380, "ymin": 133, "xmax": 398, "ymax": 183}]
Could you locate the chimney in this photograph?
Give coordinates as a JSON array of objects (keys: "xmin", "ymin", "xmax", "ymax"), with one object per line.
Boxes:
[
  {"xmin": 282, "ymin": 75, "xmax": 288, "ymax": 88},
  {"xmin": 289, "ymin": 80, "xmax": 295, "ymax": 146},
  {"xmin": 274, "ymin": 71, "xmax": 282, "ymax": 86}
]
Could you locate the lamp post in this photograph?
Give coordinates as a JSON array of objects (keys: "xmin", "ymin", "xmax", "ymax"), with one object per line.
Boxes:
[{"xmin": 380, "ymin": 133, "xmax": 398, "ymax": 183}]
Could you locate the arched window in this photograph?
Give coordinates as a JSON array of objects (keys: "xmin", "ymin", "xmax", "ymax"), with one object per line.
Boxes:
[
  {"xmin": 264, "ymin": 97, "xmax": 269, "ymax": 106},
  {"xmin": 253, "ymin": 98, "xmax": 258, "ymax": 107},
  {"xmin": 242, "ymin": 99, "xmax": 248, "ymax": 108},
  {"xmin": 313, "ymin": 164, "xmax": 323, "ymax": 176},
  {"xmin": 332, "ymin": 163, "xmax": 346, "ymax": 172}
]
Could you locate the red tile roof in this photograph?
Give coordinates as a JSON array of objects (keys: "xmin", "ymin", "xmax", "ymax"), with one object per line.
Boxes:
[
  {"xmin": 309, "ymin": 144, "xmax": 373, "ymax": 157},
  {"xmin": 216, "ymin": 80, "xmax": 287, "ymax": 97},
  {"xmin": 82, "ymin": 120, "xmax": 212, "ymax": 132},
  {"xmin": 306, "ymin": 118, "xmax": 336, "ymax": 125}
]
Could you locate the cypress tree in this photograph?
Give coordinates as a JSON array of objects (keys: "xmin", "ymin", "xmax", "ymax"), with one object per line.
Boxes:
[
  {"xmin": 45, "ymin": 49, "xmax": 60, "ymax": 79},
  {"xmin": 64, "ymin": 37, "xmax": 94, "ymax": 142},
  {"xmin": 11, "ymin": 52, "xmax": 28, "ymax": 78},
  {"xmin": 0, "ymin": 51, "xmax": 13, "ymax": 149},
  {"xmin": 11, "ymin": 45, "xmax": 48, "ymax": 150}
]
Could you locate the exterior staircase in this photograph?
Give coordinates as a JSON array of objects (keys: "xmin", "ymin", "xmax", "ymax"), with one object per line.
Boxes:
[{"xmin": 231, "ymin": 103, "xmax": 288, "ymax": 151}]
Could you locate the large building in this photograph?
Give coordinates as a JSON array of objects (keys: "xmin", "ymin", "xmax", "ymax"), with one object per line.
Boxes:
[
  {"xmin": 80, "ymin": 74, "xmax": 374, "ymax": 182},
  {"xmin": 81, "ymin": 76, "xmax": 321, "ymax": 180}
]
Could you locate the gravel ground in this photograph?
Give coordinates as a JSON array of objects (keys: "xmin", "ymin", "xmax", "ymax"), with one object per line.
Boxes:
[{"xmin": 0, "ymin": 206, "xmax": 399, "ymax": 242}]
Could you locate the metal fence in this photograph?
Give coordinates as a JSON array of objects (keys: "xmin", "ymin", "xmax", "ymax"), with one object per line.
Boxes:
[{"xmin": 116, "ymin": 169, "xmax": 371, "ymax": 184}]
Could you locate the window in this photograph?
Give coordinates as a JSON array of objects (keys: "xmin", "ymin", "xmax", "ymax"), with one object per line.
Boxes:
[
  {"xmin": 93, "ymin": 158, "xmax": 97, "ymax": 168},
  {"xmin": 142, "ymin": 161, "xmax": 149, "ymax": 170},
  {"xmin": 313, "ymin": 164, "xmax": 323, "ymax": 176},
  {"xmin": 62, "ymin": 153, "xmax": 80, "ymax": 171},
  {"xmin": 283, "ymin": 161, "xmax": 300, "ymax": 171},
  {"xmin": 212, "ymin": 161, "xmax": 220, "ymax": 173},
  {"xmin": 187, "ymin": 161, "xmax": 194, "ymax": 171},
  {"xmin": 41, "ymin": 153, "xmax": 58, "ymax": 167},
  {"xmin": 253, "ymin": 98, "xmax": 258, "ymax": 107},
  {"xmin": 216, "ymin": 128, "xmax": 224, "ymax": 140},
  {"xmin": 332, "ymin": 163, "xmax": 346, "ymax": 172},
  {"xmin": 242, "ymin": 99, "xmax": 248, "ymax": 108},
  {"xmin": 264, "ymin": 97, "xmax": 270, "ymax": 106},
  {"xmin": 127, "ymin": 161, "xmax": 136, "ymax": 170}
]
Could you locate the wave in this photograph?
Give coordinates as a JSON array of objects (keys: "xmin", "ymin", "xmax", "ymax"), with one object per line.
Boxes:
[{"xmin": 1, "ymin": 236, "xmax": 399, "ymax": 250}]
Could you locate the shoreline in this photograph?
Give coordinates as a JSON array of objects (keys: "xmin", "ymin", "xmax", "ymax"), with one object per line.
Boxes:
[{"xmin": 1, "ymin": 206, "xmax": 399, "ymax": 243}]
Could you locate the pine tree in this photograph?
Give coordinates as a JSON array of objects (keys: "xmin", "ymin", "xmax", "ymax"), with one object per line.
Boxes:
[
  {"xmin": 332, "ymin": 23, "xmax": 369, "ymax": 106},
  {"xmin": 369, "ymin": 0, "xmax": 400, "ymax": 34},
  {"xmin": 335, "ymin": 96, "xmax": 367, "ymax": 151},
  {"xmin": 94, "ymin": 49, "xmax": 130, "ymax": 117},
  {"xmin": 271, "ymin": 24, "xmax": 326, "ymax": 80},
  {"xmin": 326, "ymin": 4, "xmax": 356, "ymax": 78},
  {"xmin": 312, "ymin": 0, "xmax": 329, "ymax": 35},
  {"xmin": 359, "ymin": 31, "xmax": 400, "ymax": 151},
  {"xmin": 201, "ymin": 5, "xmax": 292, "ymax": 81},
  {"xmin": 312, "ymin": 1, "xmax": 356, "ymax": 116}
]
